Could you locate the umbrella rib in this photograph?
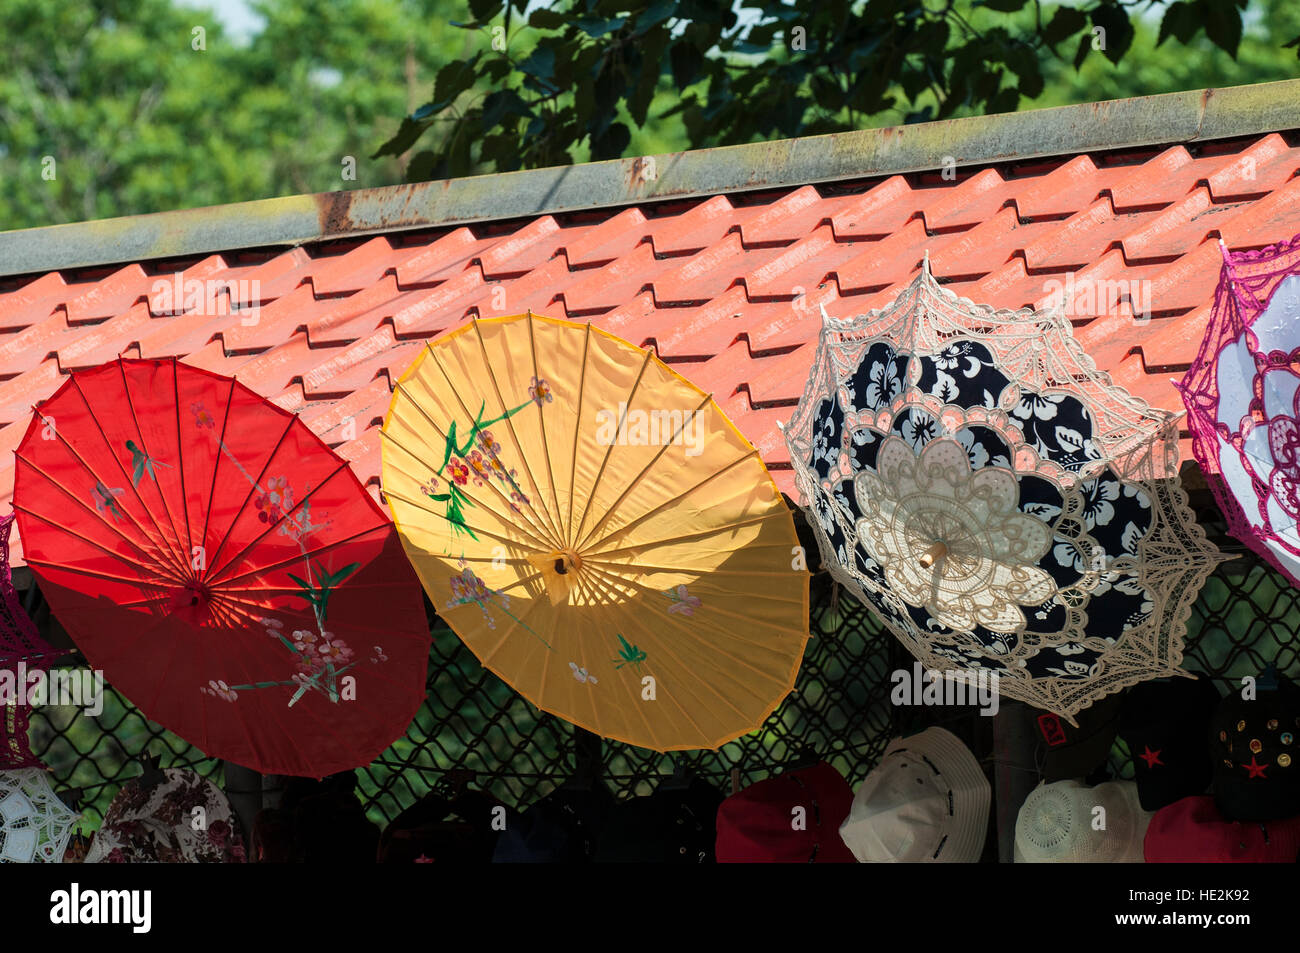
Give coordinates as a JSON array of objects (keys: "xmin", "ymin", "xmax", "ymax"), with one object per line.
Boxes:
[
  {"xmin": 581, "ymin": 560, "xmax": 807, "ymax": 579},
  {"xmin": 585, "ymin": 452, "xmax": 774, "ymax": 556},
  {"xmin": 585, "ymin": 509, "xmax": 785, "ymax": 561},
  {"xmin": 112, "ymin": 587, "xmax": 419, "ymax": 649},
  {"xmin": 520, "ymin": 313, "xmax": 566, "ymax": 544},
  {"xmin": 570, "ymin": 348, "xmax": 654, "ymax": 549},
  {"xmin": 583, "ymin": 487, "xmax": 785, "ymax": 559},
  {"xmin": 380, "ymin": 400, "xmax": 553, "ymax": 553},
  {"xmin": 114, "ymin": 577, "xmax": 420, "ymax": 611},
  {"xmin": 203, "ymin": 587, "xmax": 427, "ymax": 639},
  {"xmin": 10, "ymin": 471, "xmax": 186, "ymax": 584},
  {"xmin": 581, "ymin": 561, "xmax": 761, "ymax": 731},
  {"xmin": 386, "ymin": 367, "xmax": 556, "ymax": 548},
  {"xmin": 581, "ymin": 560, "xmax": 796, "ymax": 698},
  {"xmin": 169, "ymin": 358, "xmax": 195, "ymax": 569},
  {"xmin": 211, "ymin": 599, "xmax": 396, "ymax": 773},
  {"xmin": 209, "ymin": 523, "xmax": 384, "ymax": 588},
  {"xmin": 417, "ymin": 337, "xmax": 562, "ymax": 547},
  {"xmin": 21, "ymin": 555, "xmax": 183, "ymax": 591},
  {"xmin": 204, "ymin": 457, "xmax": 352, "ymax": 586},
  {"xmin": 25, "ymin": 398, "xmax": 182, "ymax": 577},
  {"xmin": 581, "ymin": 554, "xmax": 808, "ymax": 638},
  {"xmin": 616, "ymin": 607, "xmax": 730, "ymax": 751},
  {"xmin": 565, "ymin": 567, "xmax": 667, "ymax": 748},
  {"xmin": 460, "ymin": 321, "xmax": 564, "ymax": 546},
  {"xmin": 453, "ymin": 581, "xmax": 553, "ymax": 667},
  {"xmin": 197, "ymin": 376, "xmax": 238, "ymax": 564},
  {"xmin": 381, "ymin": 483, "xmax": 548, "ymax": 553},
  {"xmin": 572, "ymin": 392, "xmax": 714, "ymax": 553},
  {"xmin": 113, "ymin": 360, "xmax": 190, "ymax": 574},
  {"xmin": 64, "ymin": 372, "xmax": 184, "ymax": 572},
  {"xmin": 565, "ymin": 323, "xmax": 593, "ymax": 548},
  {"xmin": 201, "ymin": 414, "xmax": 297, "ymax": 580},
  {"xmin": 209, "ymin": 620, "xmax": 320, "ymax": 773}
]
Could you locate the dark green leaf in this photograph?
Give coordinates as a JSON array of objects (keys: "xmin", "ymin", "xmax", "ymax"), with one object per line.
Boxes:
[
  {"xmin": 573, "ymin": 16, "xmax": 626, "ymax": 38},
  {"xmin": 634, "ymin": 0, "xmax": 676, "ymax": 35},
  {"xmin": 1089, "ymin": 3, "xmax": 1135, "ymax": 65},
  {"xmin": 670, "ymin": 40, "xmax": 704, "ymax": 88},
  {"xmin": 468, "ymin": 0, "xmax": 503, "ymax": 20},
  {"xmin": 810, "ymin": 73, "xmax": 844, "ymax": 112},
  {"xmin": 590, "ymin": 120, "xmax": 630, "ymax": 159},
  {"xmin": 529, "ymin": 8, "xmax": 567, "ymax": 30},
  {"xmin": 430, "ymin": 55, "xmax": 482, "ymax": 111},
  {"xmin": 483, "ymin": 58, "xmax": 512, "ymax": 82},
  {"xmin": 372, "ymin": 116, "xmax": 429, "ymax": 159},
  {"xmin": 326, "ymin": 562, "xmax": 361, "ymax": 586},
  {"xmin": 981, "ymin": 0, "xmax": 1028, "ymax": 11},
  {"xmin": 628, "ymin": 32, "xmax": 669, "ymax": 126},
  {"xmin": 1202, "ymin": 0, "xmax": 1243, "ymax": 58},
  {"xmin": 518, "ymin": 46, "xmax": 557, "ymax": 83},
  {"xmin": 1073, "ymin": 31, "xmax": 1092, "ymax": 69},
  {"xmin": 1044, "ymin": 7, "xmax": 1087, "ymax": 46},
  {"xmin": 1157, "ymin": 2, "xmax": 1199, "ymax": 46}
]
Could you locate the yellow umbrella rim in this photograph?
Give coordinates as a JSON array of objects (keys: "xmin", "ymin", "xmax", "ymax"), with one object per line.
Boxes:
[{"xmin": 380, "ymin": 311, "xmax": 812, "ymax": 751}]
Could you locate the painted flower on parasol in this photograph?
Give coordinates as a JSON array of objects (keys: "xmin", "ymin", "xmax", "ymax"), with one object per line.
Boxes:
[
  {"xmin": 784, "ymin": 261, "xmax": 1225, "ymax": 720},
  {"xmin": 13, "ymin": 358, "xmax": 430, "ymax": 777},
  {"xmin": 1177, "ymin": 235, "xmax": 1300, "ymax": 587},
  {"xmin": 382, "ymin": 312, "xmax": 809, "ymax": 750}
]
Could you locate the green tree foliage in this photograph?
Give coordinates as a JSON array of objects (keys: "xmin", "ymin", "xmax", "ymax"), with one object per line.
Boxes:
[
  {"xmin": 0, "ymin": 0, "xmax": 469, "ymax": 229},
  {"xmin": 379, "ymin": 0, "xmax": 1299, "ymax": 179},
  {"xmin": 1031, "ymin": 0, "xmax": 1300, "ymax": 106}
]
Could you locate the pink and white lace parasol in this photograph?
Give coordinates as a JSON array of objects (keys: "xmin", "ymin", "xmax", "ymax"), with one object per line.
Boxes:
[
  {"xmin": 1177, "ymin": 234, "xmax": 1300, "ymax": 586},
  {"xmin": 0, "ymin": 513, "xmax": 67, "ymax": 769}
]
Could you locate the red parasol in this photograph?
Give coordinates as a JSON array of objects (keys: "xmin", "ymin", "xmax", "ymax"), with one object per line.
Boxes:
[{"xmin": 12, "ymin": 358, "xmax": 430, "ymax": 777}]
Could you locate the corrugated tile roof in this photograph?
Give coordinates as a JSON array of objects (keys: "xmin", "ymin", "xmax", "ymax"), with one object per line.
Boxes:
[{"xmin": 2, "ymin": 101, "xmax": 1300, "ymax": 565}]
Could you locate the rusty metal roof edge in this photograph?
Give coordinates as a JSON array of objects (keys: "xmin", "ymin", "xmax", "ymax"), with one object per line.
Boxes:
[{"xmin": 3, "ymin": 79, "xmax": 1299, "ymax": 279}]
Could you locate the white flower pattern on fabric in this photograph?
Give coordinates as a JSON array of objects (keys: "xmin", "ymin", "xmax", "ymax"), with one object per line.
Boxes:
[
  {"xmin": 854, "ymin": 436, "xmax": 1056, "ymax": 634},
  {"xmin": 1014, "ymin": 393, "xmax": 1066, "ymax": 422},
  {"xmin": 900, "ymin": 409, "xmax": 939, "ymax": 450},
  {"xmin": 1079, "ymin": 478, "xmax": 1121, "ymax": 528},
  {"xmin": 865, "ymin": 358, "xmax": 902, "ymax": 409}
]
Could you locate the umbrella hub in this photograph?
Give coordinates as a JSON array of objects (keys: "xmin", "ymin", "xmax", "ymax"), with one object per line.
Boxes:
[
  {"xmin": 526, "ymin": 549, "xmax": 585, "ymax": 605},
  {"xmin": 168, "ymin": 578, "xmax": 213, "ymax": 616},
  {"xmin": 917, "ymin": 541, "xmax": 949, "ymax": 569}
]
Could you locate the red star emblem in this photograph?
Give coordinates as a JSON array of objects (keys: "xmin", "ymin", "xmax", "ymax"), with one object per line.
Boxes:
[
  {"xmin": 1243, "ymin": 757, "xmax": 1269, "ymax": 779},
  {"xmin": 1139, "ymin": 746, "xmax": 1164, "ymax": 769}
]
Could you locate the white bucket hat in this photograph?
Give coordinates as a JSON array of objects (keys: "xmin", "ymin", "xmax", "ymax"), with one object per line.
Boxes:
[
  {"xmin": 1014, "ymin": 779, "xmax": 1153, "ymax": 863},
  {"xmin": 839, "ymin": 726, "xmax": 990, "ymax": 862}
]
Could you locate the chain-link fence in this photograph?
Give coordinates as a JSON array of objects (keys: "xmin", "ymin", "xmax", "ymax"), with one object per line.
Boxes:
[{"xmin": 23, "ymin": 487, "xmax": 1300, "ymax": 843}]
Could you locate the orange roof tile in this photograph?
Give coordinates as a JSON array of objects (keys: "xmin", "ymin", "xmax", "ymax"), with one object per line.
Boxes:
[{"xmin": 1, "ymin": 128, "xmax": 1299, "ymax": 564}]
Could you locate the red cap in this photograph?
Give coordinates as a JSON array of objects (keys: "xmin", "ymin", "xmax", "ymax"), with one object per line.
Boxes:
[
  {"xmin": 716, "ymin": 761, "xmax": 857, "ymax": 863},
  {"xmin": 1145, "ymin": 795, "xmax": 1300, "ymax": 862}
]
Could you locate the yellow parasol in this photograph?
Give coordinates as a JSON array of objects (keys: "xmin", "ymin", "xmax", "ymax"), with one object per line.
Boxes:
[{"xmin": 381, "ymin": 312, "xmax": 809, "ymax": 750}]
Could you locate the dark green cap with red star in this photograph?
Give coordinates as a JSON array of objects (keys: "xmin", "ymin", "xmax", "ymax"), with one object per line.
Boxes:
[{"xmin": 1119, "ymin": 672, "xmax": 1220, "ymax": 811}]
